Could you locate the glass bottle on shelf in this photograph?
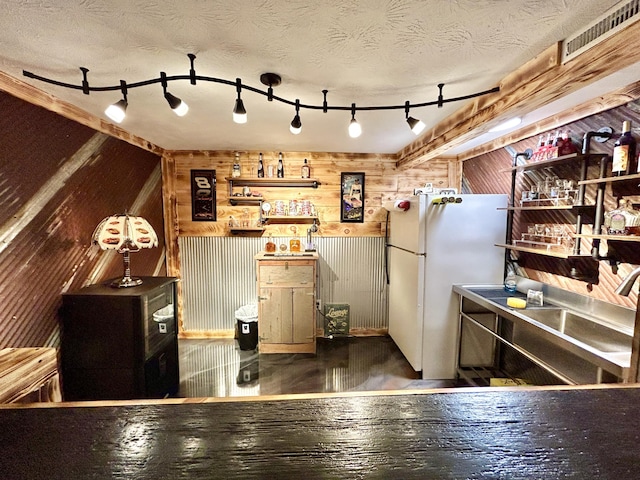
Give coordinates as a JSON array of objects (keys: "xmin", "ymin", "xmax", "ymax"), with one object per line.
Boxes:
[
  {"xmin": 232, "ymin": 152, "xmax": 241, "ymax": 178},
  {"xmin": 558, "ymin": 130, "xmax": 577, "ymax": 156},
  {"xmin": 603, "ymin": 198, "xmax": 640, "ymax": 235},
  {"xmin": 532, "ymin": 135, "xmax": 545, "ymax": 162},
  {"xmin": 265, "ymin": 233, "xmax": 276, "ymax": 253},
  {"xmin": 277, "ymin": 152, "xmax": 284, "ymax": 178},
  {"xmin": 241, "ymin": 208, "xmax": 250, "ymax": 227},
  {"xmin": 289, "ymin": 238, "xmax": 301, "ymax": 252},
  {"xmin": 257, "ymin": 153, "xmax": 264, "ymax": 178},
  {"xmin": 612, "ymin": 121, "xmax": 637, "ymax": 176},
  {"xmin": 301, "ymin": 158, "xmax": 310, "ymax": 178}
]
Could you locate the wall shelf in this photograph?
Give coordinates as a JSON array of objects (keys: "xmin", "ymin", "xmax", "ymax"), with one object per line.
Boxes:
[
  {"xmin": 263, "ymin": 215, "xmax": 318, "ymax": 224},
  {"xmin": 229, "ymin": 196, "xmax": 263, "ymax": 206},
  {"xmin": 226, "ymin": 177, "xmax": 321, "ymax": 188},
  {"xmin": 508, "ymin": 153, "xmax": 606, "ymax": 172},
  {"xmin": 230, "ymin": 227, "xmax": 265, "ymax": 234},
  {"xmin": 503, "ymin": 205, "xmax": 595, "ymax": 214},
  {"xmin": 496, "ymin": 243, "xmax": 590, "ymax": 259},
  {"xmin": 574, "ymin": 233, "xmax": 640, "ymax": 243},
  {"xmin": 578, "ymin": 172, "xmax": 640, "ymax": 186}
]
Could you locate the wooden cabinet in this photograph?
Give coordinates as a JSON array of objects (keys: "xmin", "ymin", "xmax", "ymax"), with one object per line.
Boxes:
[
  {"xmin": 61, "ymin": 277, "xmax": 179, "ymax": 400},
  {"xmin": 255, "ymin": 253, "xmax": 318, "ymax": 353}
]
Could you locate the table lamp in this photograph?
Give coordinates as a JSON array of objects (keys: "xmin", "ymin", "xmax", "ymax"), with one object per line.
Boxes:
[{"xmin": 92, "ymin": 213, "xmax": 158, "ymax": 287}]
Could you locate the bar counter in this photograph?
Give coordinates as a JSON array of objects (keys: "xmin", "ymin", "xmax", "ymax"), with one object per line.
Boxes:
[{"xmin": 1, "ymin": 385, "xmax": 638, "ymax": 479}]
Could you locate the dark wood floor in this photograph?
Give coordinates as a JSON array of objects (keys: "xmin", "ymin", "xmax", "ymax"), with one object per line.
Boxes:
[{"xmin": 179, "ymin": 336, "xmax": 456, "ymax": 398}]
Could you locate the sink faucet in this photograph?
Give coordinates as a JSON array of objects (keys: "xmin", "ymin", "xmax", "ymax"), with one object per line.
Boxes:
[{"xmin": 615, "ymin": 266, "xmax": 640, "ymax": 296}]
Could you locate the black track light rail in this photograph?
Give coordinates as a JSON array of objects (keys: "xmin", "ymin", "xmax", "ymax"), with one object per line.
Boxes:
[{"xmin": 23, "ymin": 54, "xmax": 500, "ymax": 114}]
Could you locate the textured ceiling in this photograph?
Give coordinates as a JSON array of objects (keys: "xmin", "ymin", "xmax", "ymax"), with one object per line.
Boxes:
[{"xmin": 0, "ymin": 0, "xmax": 625, "ymax": 154}]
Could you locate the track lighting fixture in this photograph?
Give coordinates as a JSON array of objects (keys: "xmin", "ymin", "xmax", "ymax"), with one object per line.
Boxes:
[
  {"xmin": 23, "ymin": 54, "xmax": 501, "ymax": 137},
  {"xmin": 233, "ymin": 78, "xmax": 247, "ymax": 124},
  {"xmin": 290, "ymin": 99, "xmax": 302, "ymax": 135},
  {"xmin": 104, "ymin": 80, "xmax": 128, "ymax": 124},
  {"xmin": 161, "ymin": 72, "xmax": 188, "ymax": 116},
  {"xmin": 348, "ymin": 103, "xmax": 362, "ymax": 138},
  {"xmin": 405, "ymin": 101, "xmax": 425, "ymax": 135}
]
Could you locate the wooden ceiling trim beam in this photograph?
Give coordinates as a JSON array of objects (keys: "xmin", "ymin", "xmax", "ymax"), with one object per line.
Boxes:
[
  {"xmin": 396, "ymin": 43, "xmax": 562, "ymax": 169},
  {"xmin": 398, "ymin": 18, "xmax": 640, "ymax": 169},
  {"xmin": 0, "ymin": 70, "xmax": 164, "ymax": 156},
  {"xmin": 458, "ymin": 80, "xmax": 640, "ymax": 161}
]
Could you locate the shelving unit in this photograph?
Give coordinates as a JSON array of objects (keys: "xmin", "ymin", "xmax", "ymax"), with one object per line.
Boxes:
[
  {"xmin": 226, "ymin": 177, "xmax": 321, "ymax": 231},
  {"xmin": 500, "ymin": 153, "xmax": 607, "ymax": 260},
  {"xmin": 500, "ymin": 147, "xmax": 640, "ymax": 274}
]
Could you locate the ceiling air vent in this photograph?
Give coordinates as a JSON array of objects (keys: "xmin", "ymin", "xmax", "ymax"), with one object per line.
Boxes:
[{"xmin": 562, "ymin": 0, "xmax": 640, "ymax": 63}]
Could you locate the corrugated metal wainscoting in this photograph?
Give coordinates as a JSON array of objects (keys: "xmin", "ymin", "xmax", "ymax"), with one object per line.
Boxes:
[{"xmin": 179, "ymin": 237, "xmax": 388, "ymax": 333}]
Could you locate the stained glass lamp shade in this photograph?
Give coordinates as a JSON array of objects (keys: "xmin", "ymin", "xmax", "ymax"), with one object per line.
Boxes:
[{"xmin": 92, "ymin": 214, "xmax": 158, "ymax": 288}]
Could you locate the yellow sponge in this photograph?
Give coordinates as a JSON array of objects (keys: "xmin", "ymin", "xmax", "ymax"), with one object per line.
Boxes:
[{"xmin": 507, "ymin": 297, "xmax": 527, "ymax": 309}]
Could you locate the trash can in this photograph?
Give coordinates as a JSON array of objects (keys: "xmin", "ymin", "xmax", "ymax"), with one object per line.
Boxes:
[{"xmin": 235, "ymin": 304, "xmax": 258, "ymax": 351}]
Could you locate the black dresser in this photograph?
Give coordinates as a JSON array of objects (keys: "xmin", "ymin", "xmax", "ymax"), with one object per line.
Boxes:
[{"xmin": 61, "ymin": 277, "xmax": 179, "ymax": 401}]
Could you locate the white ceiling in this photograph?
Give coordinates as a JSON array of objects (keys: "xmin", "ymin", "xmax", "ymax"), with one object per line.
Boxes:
[{"xmin": 0, "ymin": 0, "xmax": 626, "ymax": 154}]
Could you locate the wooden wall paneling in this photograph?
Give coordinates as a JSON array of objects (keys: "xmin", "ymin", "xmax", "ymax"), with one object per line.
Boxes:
[
  {"xmin": 400, "ymin": 19, "xmax": 640, "ymax": 168},
  {"xmin": 168, "ymin": 151, "xmax": 456, "ymax": 240},
  {"xmin": 459, "ymin": 81, "xmax": 640, "ymax": 161}
]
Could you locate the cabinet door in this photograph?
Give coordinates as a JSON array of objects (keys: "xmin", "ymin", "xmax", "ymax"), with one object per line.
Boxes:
[
  {"xmin": 292, "ymin": 287, "xmax": 315, "ymax": 343},
  {"xmin": 258, "ymin": 287, "xmax": 315, "ymax": 345},
  {"xmin": 259, "ymin": 287, "xmax": 292, "ymax": 344}
]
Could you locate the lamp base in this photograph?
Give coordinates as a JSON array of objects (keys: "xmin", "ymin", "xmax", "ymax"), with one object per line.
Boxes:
[{"xmin": 111, "ymin": 276, "xmax": 143, "ymax": 288}]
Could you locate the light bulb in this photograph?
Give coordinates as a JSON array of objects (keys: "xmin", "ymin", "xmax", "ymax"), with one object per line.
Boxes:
[
  {"xmin": 105, "ymin": 99, "xmax": 127, "ymax": 123},
  {"xmin": 348, "ymin": 118, "xmax": 362, "ymax": 138},
  {"xmin": 290, "ymin": 114, "xmax": 302, "ymax": 134},
  {"xmin": 407, "ymin": 116, "xmax": 426, "ymax": 135},
  {"xmin": 233, "ymin": 98, "xmax": 247, "ymax": 124}
]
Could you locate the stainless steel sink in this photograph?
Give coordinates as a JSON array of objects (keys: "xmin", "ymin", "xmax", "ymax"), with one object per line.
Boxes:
[{"xmin": 522, "ymin": 308, "xmax": 632, "ymax": 353}]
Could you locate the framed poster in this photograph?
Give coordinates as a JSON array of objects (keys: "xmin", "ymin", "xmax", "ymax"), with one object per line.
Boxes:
[
  {"xmin": 191, "ymin": 170, "xmax": 216, "ymax": 221},
  {"xmin": 341, "ymin": 172, "xmax": 365, "ymax": 223}
]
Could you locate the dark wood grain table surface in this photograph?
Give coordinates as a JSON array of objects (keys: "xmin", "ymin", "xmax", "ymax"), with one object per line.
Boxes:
[{"xmin": 1, "ymin": 386, "xmax": 638, "ymax": 479}]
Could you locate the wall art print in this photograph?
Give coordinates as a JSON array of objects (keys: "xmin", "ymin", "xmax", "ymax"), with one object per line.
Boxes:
[
  {"xmin": 191, "ymin": 169, "xmax": 217, "ymax": 221},
  {"xmin": 340, "ymin": 172, "xmax": 364, "ymax": 223}
]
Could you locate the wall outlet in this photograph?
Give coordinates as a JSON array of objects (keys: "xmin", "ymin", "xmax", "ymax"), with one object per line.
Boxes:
[{"xmin": 316, "ymin": 299, "xmax": 322, "ymax": 311}]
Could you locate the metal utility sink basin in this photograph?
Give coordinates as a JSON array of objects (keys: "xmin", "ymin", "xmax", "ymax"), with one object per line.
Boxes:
[{"xmin": 523, "ymin": 308, "xmax": 632, "ymax": 353}]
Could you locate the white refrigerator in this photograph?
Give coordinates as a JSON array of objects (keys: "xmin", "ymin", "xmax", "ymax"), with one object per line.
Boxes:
[{"xmin": 386, "ymin": 194, "xmax": 507, "ymax": 379}]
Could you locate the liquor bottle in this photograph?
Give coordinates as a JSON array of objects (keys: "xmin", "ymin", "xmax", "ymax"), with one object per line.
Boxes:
[
  {"xmin": 532, "ymin": 135, "xmax": 545, "ymax": 162},
  {"xmin": 301, "ymin": 158, "xmax": 310, "ymax": 178},
  {"xmin": 232, "ymin": 152, "xmax": 241, "ymax": 178},
  {"xmin": 557, "ymin": 130, "xmax": 577, "ymax": 156},
  {"xmin": 257, "ymin": 153, "xmax": 265, "ymax": 178},
  {"xmin": 612, "ymin": 121, "xmax": 637, "ymax": 176},
  {"xmin": 549, "ymin": 130, "xmax": 561, "ymax": 159},
  {"xmin": 265, "ymin": 233, "xmax": 276, "ymax": 253},
  {"xmin": 544, "ymin": 132, "xmax": 554, "ymax": 160},
  {"xmin": 277, "ymin": 152, "xmax": 284, "ymax": 178},
  {"xmin": 603, "ymin": 198, "xmax": 640, "ymax": 235}
]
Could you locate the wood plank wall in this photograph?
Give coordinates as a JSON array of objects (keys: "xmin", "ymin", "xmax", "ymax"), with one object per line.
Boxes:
[{"xmin": 164, "ymin": 150, "xmax": 459, "ymax": 240}]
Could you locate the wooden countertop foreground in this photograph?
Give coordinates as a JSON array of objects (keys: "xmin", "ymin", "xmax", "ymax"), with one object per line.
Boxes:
[{"xmin": 1, "ymin": 385, "xmax": 639, "ymax": 479}]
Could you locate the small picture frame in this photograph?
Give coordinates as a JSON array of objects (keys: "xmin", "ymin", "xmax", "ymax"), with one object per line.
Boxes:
[
  {"xmin": 191, "ymin": 170, "xmax": 217, "ymax": 221},
  {"xmin": 340, "ymin": 172, "xmax": 365, "ymax": 223}
]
